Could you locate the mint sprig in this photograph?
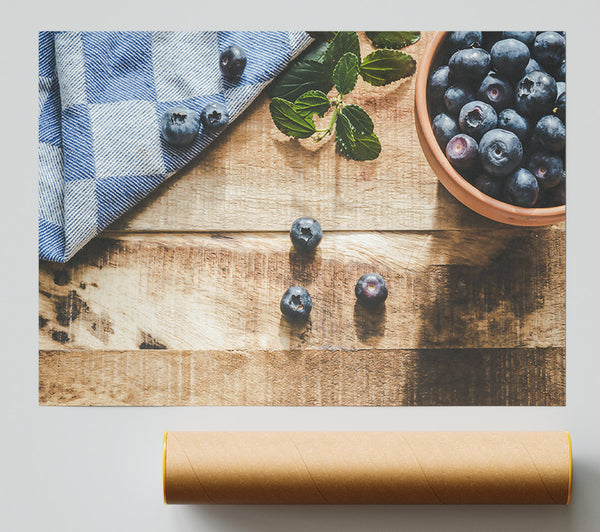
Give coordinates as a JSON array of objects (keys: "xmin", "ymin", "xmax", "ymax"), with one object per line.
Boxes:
[{"xmin": 269, "ymin": 31, "xmax": 420, "ymax": 161}]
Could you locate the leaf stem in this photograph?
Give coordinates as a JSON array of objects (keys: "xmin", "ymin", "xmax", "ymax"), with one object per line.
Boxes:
[{"xmin": 314, "ymin": 104, "xmax": 339, "ymax": 141}]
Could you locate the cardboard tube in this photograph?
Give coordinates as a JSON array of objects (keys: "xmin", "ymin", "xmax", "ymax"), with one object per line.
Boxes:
[{"xmin": 163, "ymin": 431, "xmax": 572, "ymax": 505}]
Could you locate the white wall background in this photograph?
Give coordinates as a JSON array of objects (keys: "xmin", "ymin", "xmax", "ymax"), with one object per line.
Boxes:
[{"xmin": 2, "ymin": 1, "xmax": 598, "ymax": 530}]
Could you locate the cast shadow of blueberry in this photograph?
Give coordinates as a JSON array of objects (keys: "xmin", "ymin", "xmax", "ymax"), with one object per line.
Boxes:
[
  {"xmin": 288, "ymin": 248, "xmax": 322, "ymax": 284},
  {"xmin": 279, "ymin": 315, "xmax": 312, "ymax": 349},
  {"xmin": 353, "ymin": 300, "xmax": 387, "ymax": 347}
]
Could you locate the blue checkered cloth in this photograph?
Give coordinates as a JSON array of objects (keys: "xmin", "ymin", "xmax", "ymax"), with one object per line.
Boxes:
[{"xmin": 39, "ymin": 31, "xmax": 312, "ymax": 262}]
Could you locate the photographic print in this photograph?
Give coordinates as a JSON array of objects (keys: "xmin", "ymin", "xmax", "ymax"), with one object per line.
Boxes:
[{"xmin": 38, "ymin": 31, "xmax": 565, "ymax": 406}]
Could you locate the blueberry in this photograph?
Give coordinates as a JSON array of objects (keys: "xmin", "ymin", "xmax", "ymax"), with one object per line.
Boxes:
[
  {"xmin": 280, "ymin": 286, "xmax": 312, "ymax": 321},
  {"xmin": 501, "ymin": 31, "xmax": 537, "ymax": 46},
  {"xmin": 355, "ymin": 273, "xmax": 388, "ymax": 309},
  {"xmin": 290, "ymin": 217, "xmax": 323, "ymax": 252},
  {"xmin": 458, "ymin": 101, "xmax": 497, "ymax": 140},
  {"xmin": 160, "ymin": 106, "xmax": 200, "ymax": 147},
  {"xmin": 478, "ymin": 129, "xmax": 523, "ymax": 177},
  {"xmin": 533, "ymin": 115, "xmax": 565, "ymax": 152},
  {"xmin": 527, "ymin": 152, "xmax": 564, "ymax": 188},
  {"xmin": 556, "ymin": 82, "xmax": 565, "ymax": 100},
  {"xmin": 428, "ymin": 65, "xmax": 450, "ymax": 103},
  {"xmin": 219, "ymin": 45, "xmax": 247, "ymax": 79},
  {"xmin": 477, "ymin": 73, "xmax": 513, "ymax": 111},
  {"xmin": 432, "ymin": 113, "xmax": 460, "ymax": 150},
  {"xmin": 533, "ymin": 32, "xmax": 566, "ymax": 70},
  {"xmin": 447, "ymin": 31, "xmax": 483, "ymax": 53},
  {"xmin": 448, "ymin": 48, "xmax": 491, "ymax": 83},
  {"xmin": 446, "ymin": 134, "xmax": 478, "ymax": 169},
  {"xmin": 498, "ymin": 109, "xmax": 529, "ymax": 144},
  {"xmin": 554, "ymin": 90, "xmax": 566, "ymax": 122},
  {"xmin": 200, "ymin": 102, "xmax": 230, "ymax": 129},
  {"xmin": 505, "ymin": 168, "xmax": 539, "ymax": 207},
  {"xmin": 515, "ymin": 71, "xmax": 557, "ymax": 118},
  {"xmin": 473, "ymin": 173, "xmax": 503, "ymax": 199},
  {"xmin": 524, "ymin": 58, "xmax": 544, "ymax": 75},
  {"xmin": 444, "ymin": 85, "xmax": 473, "ymax": 116},
  {"xmin": 491, "ymin": 39, "xmax": 530, "ymax": 81}
]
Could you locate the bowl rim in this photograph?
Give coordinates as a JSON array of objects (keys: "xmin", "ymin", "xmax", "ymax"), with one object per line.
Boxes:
[{"xmin": 414, "ymin": 31, "xmax": 565, "ymax": 226}]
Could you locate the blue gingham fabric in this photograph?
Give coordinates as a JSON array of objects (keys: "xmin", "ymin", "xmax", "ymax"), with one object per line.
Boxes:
[{"xmin": 39, "ymin": 31, "xmax": 312, "ymax": 262}]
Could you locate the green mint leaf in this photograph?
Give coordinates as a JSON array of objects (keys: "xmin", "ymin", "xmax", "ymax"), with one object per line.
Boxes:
[
  {"xmin": 323, "ymin": 31, "xmax": 361, "ymax": 70},
  {"xmin": 336, "ymin": 110, "xmax": 381, "ymax": 161},
  {"xmin": 335, "ymin": 112, "xmax": 356, "ymax": 158},
  {"xmin": 340, "ymin": 104, "xmax": 373, "ymax": 134},
  {"xmin": 302, "ymin": 41, "xmax": 330, "ymax": 63},
  {"xmin": 307, "ymin": 31, "xmax": 336, "ymax": 42},
  {"xmin": 333, "ymin": 53, "xmax": 360, "ymax": 95},
  {"xmin": 351, "ymin": 131, "xmax": 381, "ymax": 160},
  {"xmin": 294, "ymin": 90, "xmax": 331, "ymax": 118},
  {"xmin": 365, "ymin": 31, "xmax": 421, "ymax": 49},
  {"xmin": 270, "ymin": 97, "xmax": 317, "ymax": 138},
  {"xmin": 359, "ymin": 49, "xmax": 417, "ymax": 86},
  {"xmin": 269, "ymin": 60, "xmax": 332, "ymax": 101}
]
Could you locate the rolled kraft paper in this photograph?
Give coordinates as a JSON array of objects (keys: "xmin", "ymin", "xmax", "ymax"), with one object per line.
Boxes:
[{"xmin": 163, "ymin": 431, "xmax": 572, "ymax": 505}]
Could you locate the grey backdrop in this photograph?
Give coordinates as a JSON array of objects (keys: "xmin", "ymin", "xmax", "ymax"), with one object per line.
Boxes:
[{"xmin": 2, "ymin": 0, "xmax": 599, "ymax": 530}]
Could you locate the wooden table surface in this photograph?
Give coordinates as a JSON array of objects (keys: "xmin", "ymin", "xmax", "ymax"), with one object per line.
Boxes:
[{"xmin": 38, "ymin": 32, "xmax": 565, "ymax": 406}]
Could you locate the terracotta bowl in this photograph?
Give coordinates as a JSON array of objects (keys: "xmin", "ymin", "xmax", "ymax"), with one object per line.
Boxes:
[{"xmin": 414, "ymin": 31, "xmax": 565, "ymax": 226}]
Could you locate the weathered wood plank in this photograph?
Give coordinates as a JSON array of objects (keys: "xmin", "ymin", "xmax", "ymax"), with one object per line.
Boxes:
[
  {"xmin": 109, "ymin": 32, "xmax": 499, "ymax": 233},
  {"xmin": 39, "ymin": 229, "xmax": 565, "ymax": 351},
  {"xmin": 38, "ymin": 348, "xmax": 565, "ymax": 406}
]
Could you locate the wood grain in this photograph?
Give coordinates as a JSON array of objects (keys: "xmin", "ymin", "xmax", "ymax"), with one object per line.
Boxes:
[
  {"xmin": 39, "ymin": 348, "xmax": 565, "ymax": 406},
  {"xmin": 110, "ymin": 32, "xmax": 498, "ymax": 233},
  {"xmin": 39, "ymin": 229, "xmax": 564, "ymax": 353},
  {"xmin": 38, "ymin": 31, "xmax": 566, "ymax": 406}
]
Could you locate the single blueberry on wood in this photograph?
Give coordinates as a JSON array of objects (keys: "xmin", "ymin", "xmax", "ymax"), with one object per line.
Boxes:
[
  {"xmin": 355, "ymin": 273, "xmax": 388, "ymax": 309},
  {"xmin": 290, "ymin": 217, "xmax": 323, "ymax": 252},
  {"xmin": 280, "ymin": 286, "xmax": 312, "ymax": 321},
  {"xmin": 160, "ymin": 106, "xmax": 200, "ymax": 147}
]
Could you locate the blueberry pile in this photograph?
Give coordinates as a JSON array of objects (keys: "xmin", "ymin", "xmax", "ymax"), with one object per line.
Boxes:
[
  {"xmin": 428, "ymin": 31, "xmax": 565, "ymax": 208},
  {"xmin": 160, "ymin": 46, "xmax": 246, "ymax": 147}
]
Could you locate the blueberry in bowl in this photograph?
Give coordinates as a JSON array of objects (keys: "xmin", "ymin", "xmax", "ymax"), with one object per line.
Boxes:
[
  {"xmin": 505, "ymin": 167, "xmax": 540, "ymax": 207},
  {"xmin": 478, "ymin": 129, "xmax": 523, "ymax": 177},
  {"xmin": 477, "ymin": 73, "xmax": 513, "ymax": 112},
  {"xmin": 458, "ymin": 101, "xmax": 497, "ymax": 140},
  {"xmin": 432, "ymin": 113, "xmax": 460, "ymax": 150},
  {"xmin": 444, "ymin": 85, "xmax": 474, "ymax": 116},
  {"xmin": 498, "ymin": 109, "xmax": 529, "ymax": 143},
  {"xmin": 533, "ymin": 115, "xmax": 565, "ymax": 152},
  {"xmin": 448, "ymin": 48, "xmax": 491, "ymax": 83},
  {"xmin": 527, "ymin": 151, "xmax": 564, "ymax": 188},
  {"xmin": 515, "ymin": 70, "xmax": 557, "ymax": 118},
  {"xmin": 491, "ymin": 38, "xmax": 530, "ymax": 81},
  {"xmin": 446, "ymin": 134, "xmax": 478, "ymax": 169}
]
